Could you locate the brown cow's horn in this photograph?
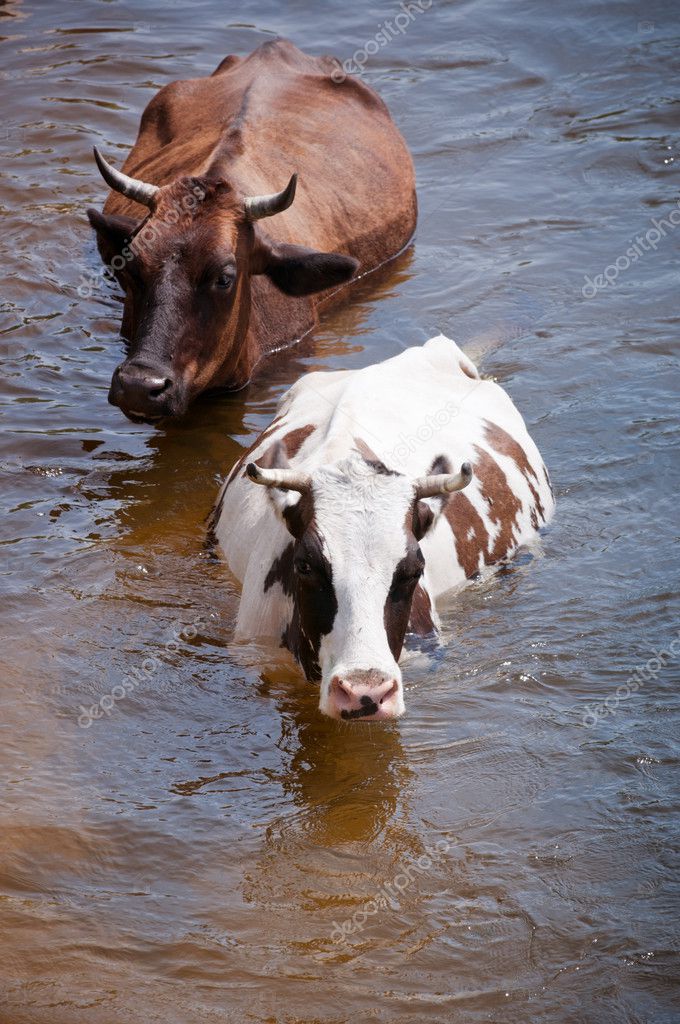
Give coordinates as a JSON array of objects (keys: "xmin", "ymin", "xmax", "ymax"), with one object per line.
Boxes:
[
  {"xmin": 413, "ymin": 462, "xmax": 473, "ymax": 499},
  {"xmin": 244, "ymin": 173, "xmax": 297, "ymax": 221},
  {"xmin": 93, "ymin": 146, "xmax": 159, "ymax": 207},
  {"xmin": 246, "ymin": 461, "xmax": 310, "ymax": 492}
]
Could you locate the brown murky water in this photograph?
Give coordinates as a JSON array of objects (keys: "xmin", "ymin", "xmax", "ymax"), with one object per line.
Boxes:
[{"xmin": 1, "ymin": 1, "xmax": 679, "ymax": 1021}]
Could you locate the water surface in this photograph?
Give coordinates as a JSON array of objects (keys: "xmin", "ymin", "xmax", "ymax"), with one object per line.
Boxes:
[{"xmin": 1, "ymin": 1, "xmax": 679, "ymax": 1021}]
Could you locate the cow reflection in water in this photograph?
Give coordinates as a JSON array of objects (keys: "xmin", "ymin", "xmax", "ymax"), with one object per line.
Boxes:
[{"xmin": 241, "ymin": 671, "xmax": 421, "ymax": 925}]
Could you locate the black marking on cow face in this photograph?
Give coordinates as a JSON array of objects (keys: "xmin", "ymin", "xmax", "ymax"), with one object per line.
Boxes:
[
  {"xmin": 340, "ymin": 694, "xmax": 379, "ymax": 720},
  {"xmin": 282, "ymin": 491, "xmax": 314, "ymax": 541},
  {"xmin": 284, "ymin": 526, "xmax": 339, "ymax": 680},
  {"xmin": 262, "ymin": 487, "xmax": 337, "ymax": 682},
  {"xmin": 364, "ymin": 457, "xmax": 400, "ymax": 477},
  {"xmin": 383, "ymin": 543, "xmax": 425, "ymax": 661},
  {"xmin": 264, "ymin": 541, "xmax": 295, "ymax": 596},
  {"xmin": 382, "ymin": 456, "xmax": 449, "ymax": 659}
]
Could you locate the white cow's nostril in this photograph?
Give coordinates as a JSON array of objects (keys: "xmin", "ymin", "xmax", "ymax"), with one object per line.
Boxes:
[
  {"xmin": 379, "ymin": 680, "xmax": 399, "ymax": 705},
  {"xmin": 329, "ymin": 672, "xmax": 400, "ymax": 720},
  {"xmin": 330, "ymin": 675, "xmax": 354, "ymax": 710}
]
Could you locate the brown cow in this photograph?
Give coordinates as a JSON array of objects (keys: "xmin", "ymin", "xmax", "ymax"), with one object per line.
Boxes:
[{"xmin": 87, "ymin": 38, "xmax": 417, "ymax": 423}]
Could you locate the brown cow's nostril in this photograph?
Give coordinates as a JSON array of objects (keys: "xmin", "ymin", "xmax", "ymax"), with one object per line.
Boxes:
[
  {"xmin": 148, "ymin": 378, "xmax": 172, "ymax": 398},
  {"xmin": 111, "ymin": 362, "xmax": 177, "ymax": 420}
]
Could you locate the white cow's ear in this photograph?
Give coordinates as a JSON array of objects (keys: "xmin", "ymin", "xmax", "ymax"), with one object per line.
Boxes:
[
  {"xmin": 245, "ymin": 441, "xmax": 312, "ymax": 538},
  {"xmin": 264, "ymin": 483, "xmax": 292, "ymax": 518},
  {"xmin": 256, "ymin": 475, "xmax": 308, "ymax": 538},
  {"xmin": 281, "ymin": 492, "xmax": 313, "ymax": 539},
  {"xmin": 412, "ymin": 500, "xmax": 435, "ymax": 540},
  {"xmin": 412, "ymin": 455, "xmax": 463, "ymax": 539},
  {"xmin": 268, "ymin": 487, "xmax": 298, "ymax": 524}
]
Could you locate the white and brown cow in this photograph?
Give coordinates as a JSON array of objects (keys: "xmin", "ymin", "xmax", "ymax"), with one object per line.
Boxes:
[{"xmin": 212, "ymin": 335, "xmax": 554, "ymax": 720}]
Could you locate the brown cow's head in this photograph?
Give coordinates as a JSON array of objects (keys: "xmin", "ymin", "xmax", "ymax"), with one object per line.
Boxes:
[
  {"xmin": 247, "ymin": 448, "xmax": 473, "ymax": 721},
  {"xmin": 87, "ymin": 149, "xmax": 359, "ymax": 423}
]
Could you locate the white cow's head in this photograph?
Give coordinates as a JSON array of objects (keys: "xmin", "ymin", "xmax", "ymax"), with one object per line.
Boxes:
[{"xmin": 247, "ymin": 446, "xmax": 472, "ymax": 721}]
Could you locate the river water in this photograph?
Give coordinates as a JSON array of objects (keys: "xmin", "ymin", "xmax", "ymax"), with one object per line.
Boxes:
[{"xmin": 1, "ymin": 1, "xmax": 679, "ymax": 1021}]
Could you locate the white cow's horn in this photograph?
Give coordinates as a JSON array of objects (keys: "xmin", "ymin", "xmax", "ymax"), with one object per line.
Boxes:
[
  {"xmin": 93, "ymin": 146, "xmax": 159, "ymax": 207},
  {"xmin": 413, "ymin": 461, "xmax": 472, "ymax": 499},
  {"xmin": 246, "ymin": 462, "xmax": 311, "ymax": 492},
  {"xmin": 244, "ymin": 173, "xmax": 297, "ymax": 221}
]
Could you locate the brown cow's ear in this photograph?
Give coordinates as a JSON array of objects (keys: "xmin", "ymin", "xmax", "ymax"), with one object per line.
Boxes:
[
  {"xmin": 252, "ymin": 235, "xmax": 359, "ymax": 297},
  {"xmin": 86, "ymin": 208, "xmax": 139, "ymax": 248}
]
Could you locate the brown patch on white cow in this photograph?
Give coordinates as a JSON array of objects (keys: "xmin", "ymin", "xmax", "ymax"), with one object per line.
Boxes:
[
  {"xmin": 485, "ymin": 420, "xmax": 546, "ymax": 524},
  {"xmin": 542, "ymin": 462, "xmax": 554, "ymax": 500},
  {"xmin": 445, "ymin": 441, "xmax": 537, "ymax": 576},
  {"xmin": 282, "ymin": 423, "xmax": 316, "ymax": 458},
  {"xmin": 353, "ymin": 436, "xmax": 399, "ymax": 476},
  {"xmin": 472, "ymin": 445, "xmax": 522, "ymax": 561},
  {"xmin": 227, "ymin": 416, "xmax": 283, "ymax": 485},
  {"xmin": 444, "ymin": 492, "xmax": 490, "ymax": 579},
  {"xmin": 246, "ymin": 421, "xmax": 316, "ymax": 476},
  {"xmin": 409, "ymin": 584, "xmax": 435, "ymax": 635}
]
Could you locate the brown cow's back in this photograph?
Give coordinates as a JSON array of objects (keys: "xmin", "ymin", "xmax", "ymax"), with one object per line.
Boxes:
[{"xmin": 105, "ymin": 39, "xmax": 416, "ymax": 276}]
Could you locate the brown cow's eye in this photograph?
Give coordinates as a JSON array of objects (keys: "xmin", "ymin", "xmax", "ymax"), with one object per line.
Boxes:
[
  {"xmin": 216, "ymin": 269, "xmax": 235, "ymax": 290},
  {"xmin": 294, "ymin": 559, "xmax": 313, "ymax": 577}
]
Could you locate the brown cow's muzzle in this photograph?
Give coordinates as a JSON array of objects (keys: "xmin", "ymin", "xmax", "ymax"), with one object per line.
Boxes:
[{"xmin": 109, "ymin": 360, "xmax": 185, "ymax": 423}]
